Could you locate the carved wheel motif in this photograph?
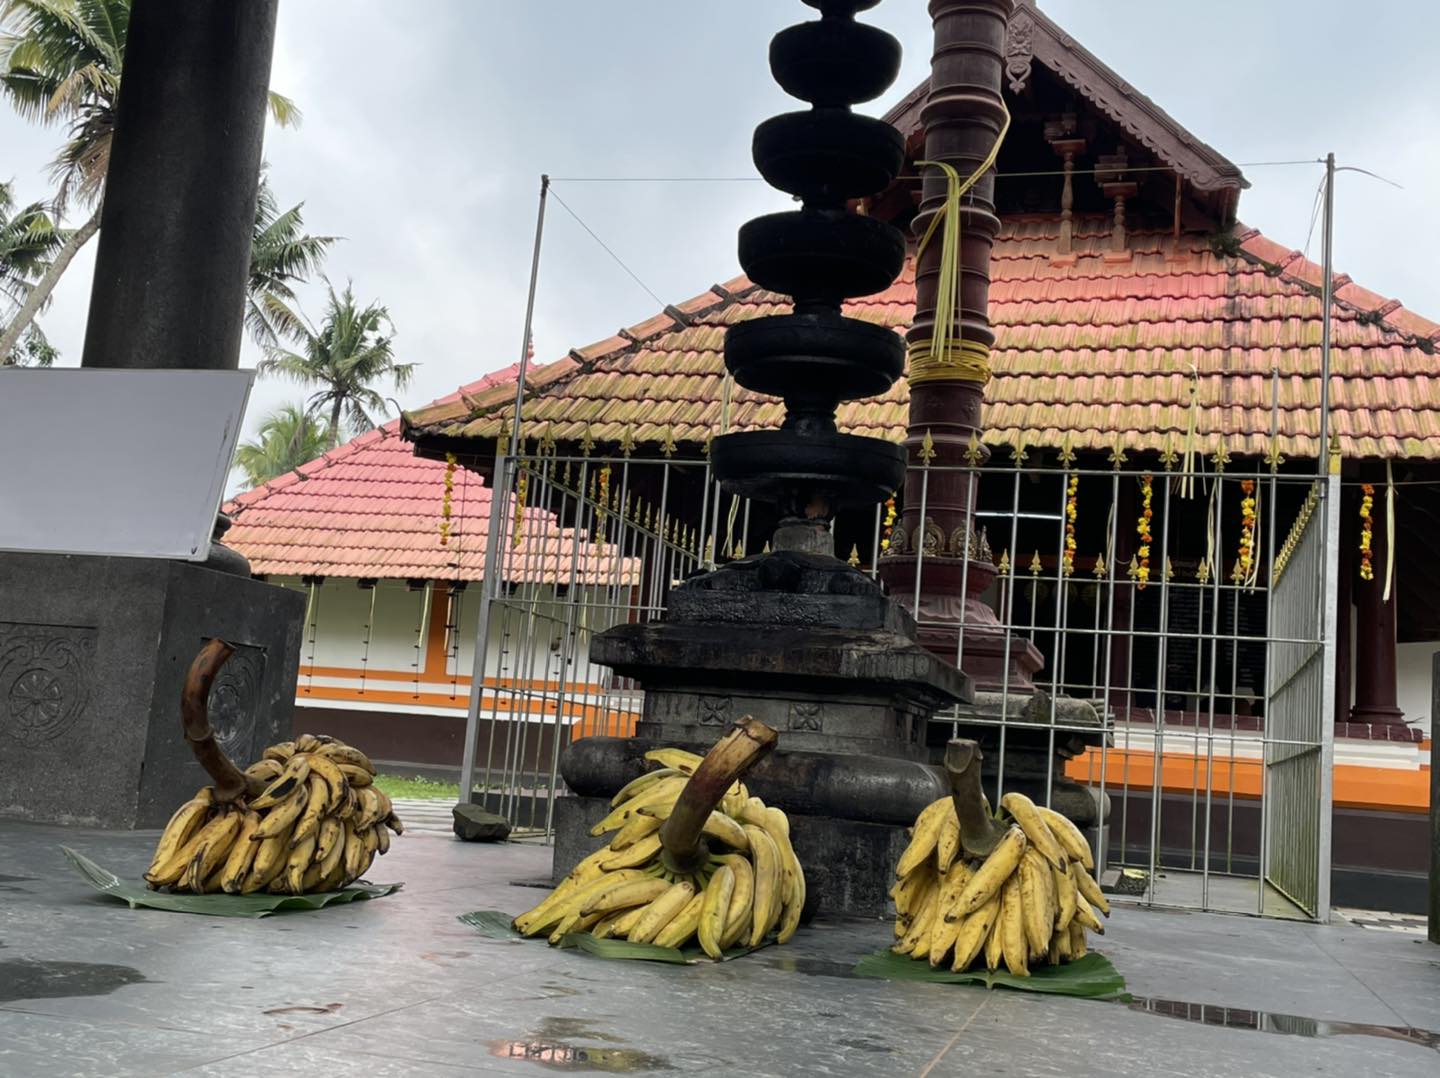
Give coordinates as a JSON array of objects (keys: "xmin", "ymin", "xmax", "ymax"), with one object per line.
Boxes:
[
  {"xmin": 698, "ymin": 695, "xmax": 731, "ymax": 726},
  {"xmin": 205, "ymin": 642, "xmax": 266, "ymax": 760},
  {"xmin": 0, "ymin": 623, "xmax": 96, "ymax": 745}
]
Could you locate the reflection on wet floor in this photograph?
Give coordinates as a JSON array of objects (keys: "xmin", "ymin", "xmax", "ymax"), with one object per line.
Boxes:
[
  {"xmin": 487, "ymin": 1039, "xmax": 671, "ymax": 1073},
  {"xmin": 759, "ymin": 955, "xmax": 857, "ymax": 979},
  {"xmin": 0, "ymin": 959, "xmax": 148, "ymax": 1003},
  {"xmin": 1131, "ymin": 996, "xmax": 1440, "ymax": 1052}
]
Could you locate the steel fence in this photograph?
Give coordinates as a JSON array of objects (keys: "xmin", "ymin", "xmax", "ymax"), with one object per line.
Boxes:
[{"xmin": 458, "ymin": 441, "xmax": 1337, "ymax": 920}]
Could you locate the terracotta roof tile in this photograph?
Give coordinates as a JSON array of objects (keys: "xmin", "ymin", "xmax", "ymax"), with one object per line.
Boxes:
[{"xmin": 406, "ymin": 216, "xmax": 1440, "ymax": 462}]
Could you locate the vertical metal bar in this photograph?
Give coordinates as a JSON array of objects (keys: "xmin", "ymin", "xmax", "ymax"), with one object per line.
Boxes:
[
  {"xmin": 508, "ymin": 177, "xmax": 549, "ymax": 462},
  {"xmin": 1316, "ymin": 467, "xmax": 1340, "ymax": 920},
  {"xmin": 1318, "ymin": 153, "xmax": 1335, "ymax": 475},
  {"xmin": 460, "ymin": 455, "xmax": 513, "ymax": 806}
]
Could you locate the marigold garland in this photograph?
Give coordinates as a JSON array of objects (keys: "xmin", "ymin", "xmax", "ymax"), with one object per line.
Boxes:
[
  {"xmin": 1359, "ymin": 483, "xmax": 1375, "ymax": 581},
  {"xmin": 1237, "ymin": 479, "xmax": 1257, "ymax": 583},
  {"xmin": 595, "ymin": 464, "xmax": 612, "ymax": 550},
  {"xmin": 1135, "ymin": 473, "xmax": 1153, "ymax": 589},
  {"xmin": 879, "ymin": 494, "xmax": 898, "ymax": 552},
  {"xmin": 1063, "ymin": 475, "xmax": 1079, "ymax": 576},
  {"xmin": 438, "ymin": 452, "xmax": 457, "ymax": 545},
  {"xmin": 511, "ymin": 470, "xmax": 529, "ymax": 549}
]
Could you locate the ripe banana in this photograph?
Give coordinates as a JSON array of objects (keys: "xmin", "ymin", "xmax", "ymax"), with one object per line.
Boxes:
[
  {"xmin": 891, "ymin": 787, "xmax": 1113, "ymax": 975},
  {"xmin": 697, "ymin": 863, "xmax": 735, "ymax": 959},
  {"xmin": 628, "ymin": 881, "xmax": 695, "ymax": 944}
]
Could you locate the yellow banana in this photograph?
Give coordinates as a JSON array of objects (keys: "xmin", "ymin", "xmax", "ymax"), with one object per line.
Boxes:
[
  {"xmin": 760, "ymin": 808, "xmax": 805, "ymax": 944},
  {"xmin": 589, "ymin": 909, "xmax": 630, "ymax": 939},
  {"xmin": 290, "ymin": 774, "xmax": 330, "ymax": 847},
  {"xmin": 243, "ymin": 827, "xmax": 292, "ymax": 893},
  {"xmin": 642, "ymin": 747, "xmax": 702, "ymax": 773},
  {"xmin": 354, "ymin": 786, "xmax": 384, "ymax": 830},
  {"xmin": 218, "ymin": 810, "xmax": 262, "ymax": 893},
  {"xmin": 698, "ymin": 864, "xmax": 735, "ymax": 959},
  {"xmin": 1000, "ymin": 875, "xmax": 1029, "ymax": 977},
  {"xmin": 318, "ymin": 742, "xmax": 376, "ymax": 774},
  {"xmin": 286, "ymin": 832, "xmax": 318, "ymax": 893},
  {"xmin": 145, "ymin": 790, "xmax": 215, "ymax": 882},
  {"xmin": 652, "ymin": 891, "xmax": 705, "ymax": 949},
  {"xmin": 598, "ymin": 833, "xmax": 663, "ymax": 870},
  {"xmin": 927, "ymin": 903, "xmax": 962, "ymax": 967},
  {"xmin": 999, "ymin": 792, "xmax": 1067, "ymax": 870},
  {"xmin": 609, "ymin": 767, "xmax": 684, "ymax": 807},
  {"xmin": 336, "ymin": 763, "xmax": 373, "ymax": 788},
  {"xmin": 627, "ymin": 881, "xmax": 695, "ymax": 944},
  {"xmin": 638, "ymin": 804, "xmax": 750, "ymax": 851},
  {"xmin": 316, "ymin": 817, "xmax": 345, "ymax": 882},
  {"xmin": 1018, "ymin": 850, "xmax": 1052, "ymax": 958},
  {"xmin": 737, "ymin": 795, "xmax": 769, "ymax": 827},
  {"xmin": 184, "ymin": 810, "xmax": 243, "ymax": 893},
  {"xmin": 383, "ymin": 811, "xmax": 404, "ymax": 835},
  {"xmin": 375, "ymin": 825, "xmax": 390, "ymax": 855},
  {"xmin": 1038, "ymin": 805, "xmax": 1094, "ymax": 870},
  {"xmin": 300, "ymin": 862, "xmax": 323, "ymax": 892},
  {"xmin": 342, "ymin": 818, "xmax": 369, "ymax": 883},
  {"xmin": 983, "ymin": 907, "xmax": 1005, "ymax": 971},
  {"xmin": 1072, "ymin": 864, "xmax": 1111, "ymax": 916},
  {"xmin": 608, "ymin": 812, "xmax": 663, "ymax": 851},
  {"xmin": 243, "ymin": 759, "xmax": 283, "ymax": 793},
  {"xmin": 937, "ymin": 859, "xmax": 974, "ymax": 922},
  {"xmin": 305, "ymin": 753, "xmax": 347, "ymax": 807},
  {"xmin": 1072, "ymin": 882, "xmax": 1105, "ymax": 933},
  {"xmin": 578, "ymin": 875, "xmax": 669, "ymax": 916},
  {"xmin": 895, "ymin": 884, "xmax": 939, "ymax": 955},
  {"xmin": 252, "ymin": 783, "xmax": 310, "ymax": 840},
  {"xmin": 295, "ymin": 733, "xmax": 322, "ymax": 753},
  {"xmin": 589, "ymin": 776, "xmax": 686, "ymax": 835},
  {"xmin": 935, "ymin": 804, "xmax": 961, "ymax": 874},
  {"xmin": 1056, "ymin": 920, "xmax": 1074, "ymax": 961},
  {"xmin": 262, "ymin": 741, "xmax": 295, "ymax": 763},
  {"xmin": 743, "ymin": 825, "xmax": 782, "ymax": 947},
  {"xmin": 951, "ymin": 893, "xmax": 1001, "ymax": 973},
  {"xmin": 952, "ymin": 825, "xmax": 1026, "ymax": 917},
  {"xmin": 718, "ymin": 855, "xmax": 755, "ymax": 950},
  {"xmin": 1070, "ymin": 921, "xmax": 1088, "ymax": 958},
  {"xmin": 896, "ymin": 797, "xmax": 951, "ymax": 879},
  {"xmin": 1053, "ymin": 860, "xmax": 1078, "ymax": 931},
  {"xmin": 249, "ymin": 754, "xmax": 311, "ymax": 810}
]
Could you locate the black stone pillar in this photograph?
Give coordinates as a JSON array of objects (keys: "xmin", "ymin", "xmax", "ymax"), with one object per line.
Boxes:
[{"xmin": 81, "ymin": 0, "xmax": 279, "ymax": 371}]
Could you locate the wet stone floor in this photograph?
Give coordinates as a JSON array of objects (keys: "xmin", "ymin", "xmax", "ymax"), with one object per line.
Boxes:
[{"xmin": 0, "ymin": 820, "xmax": 1437, "ymax": 1077}]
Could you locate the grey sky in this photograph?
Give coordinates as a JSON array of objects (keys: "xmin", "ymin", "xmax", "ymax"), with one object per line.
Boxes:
[{"xmin": 3, "ymin": 0, "xmax": 1438, "ymax": 494}]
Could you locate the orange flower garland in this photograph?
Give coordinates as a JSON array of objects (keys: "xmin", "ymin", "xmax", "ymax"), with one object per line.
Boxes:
[
  {"xmin": 1359, "ymin": 483, "xmax": 1375, "ymax": 581},
  {"xmin": 1237, "ymin": 479, "xmax": 1257, "ymax": 582},
  {"xmin": 1135, "ymin": 473, "xmax": 1153, "ymax": 589},
  {"xmin": 879, "ymin": 494, "xmax": 898, "ymax": 552},
  {"xmin": 1063, "ymin": 475, "xmax": 1079, "ymax": 576},
  {"xmin": 438, "ymin": 452, "xmax": 457, "ymax": 545},
  {"xmin": 511, "ymin": 470, "xmax": 529, "ymax": 549},
  {"xmin": 595, "ymin": 464, "xmax": 612, "ymax": 549}
]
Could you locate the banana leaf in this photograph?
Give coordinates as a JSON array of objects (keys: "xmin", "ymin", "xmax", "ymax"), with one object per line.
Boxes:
[
  {"xmin": 458, "ymin": 909, "xmax": 771, "ymax": 963},
  {"xmin": 853, "ymin": 948, "xmax": 1130, "ymax": 1001},
  {"xmin": 62, "ymin": 846, "xmax": 400, "ymax": 918}
]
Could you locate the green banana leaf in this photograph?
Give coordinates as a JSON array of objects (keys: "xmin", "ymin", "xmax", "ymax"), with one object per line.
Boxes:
[
  {"xmin": 853, "ymin": 948, "xmax": 1130, "ymax": 1000},
  {"xmin": 458, "ymin": 909, "xmax": 771, "ymax": 963},
  {"xmin": 62, "ymin": 846, "xmax": 400, "ymax": 918}
]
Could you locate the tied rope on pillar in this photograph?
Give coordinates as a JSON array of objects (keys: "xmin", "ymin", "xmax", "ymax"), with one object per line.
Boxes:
[
  {"xmin": 1383, "ymin": 461, "xmax": 1396, "ymax": 601},
  {"xmin": 906, "ymin": 103, "xmax": 1011, "ymax": 387}
]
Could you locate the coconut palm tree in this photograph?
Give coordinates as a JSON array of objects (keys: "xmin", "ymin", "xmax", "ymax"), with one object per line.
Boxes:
[
  {"xmin": 257, "ymin": 281, "xmax": 415, "ymax": 449},
  {"xmin": 0, "ymin": 178, "xmax": 62, "ymax": 364},
  {"xmin": 0, "ymin": 0, "xmax": 299, "ymax": 359},
  {"xmin": 233, "ymin": 402, "xmax": 330, "ymax": 489},
  {"xmin": 247, "ymin": 173, "xmax": 336, "ymax": 351}
]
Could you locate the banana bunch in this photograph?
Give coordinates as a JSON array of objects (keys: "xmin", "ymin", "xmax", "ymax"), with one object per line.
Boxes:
[
  {"xmin": 513, "ymin": 730, "xmax": 803, "ymax": 958},
  {"xmin": 891, "ymin": 790, "xmax": 1110, "ymax": 975},
  {"xmin": 144, "ymin": 734, "xmax": 403, "ymax": 895}
]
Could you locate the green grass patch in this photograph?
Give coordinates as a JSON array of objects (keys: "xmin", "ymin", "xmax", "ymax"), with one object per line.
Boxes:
[{"xmin": 373, "ymin": 774, "xmax": 460, "ymax": 801}]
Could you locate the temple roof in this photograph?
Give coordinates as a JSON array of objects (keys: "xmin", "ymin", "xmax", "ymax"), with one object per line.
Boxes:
[{"xmin": 403, "ymin": 217, "xmax": 1440, "ymax": 462}]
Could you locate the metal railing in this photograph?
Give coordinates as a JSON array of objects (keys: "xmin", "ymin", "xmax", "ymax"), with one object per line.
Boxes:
[{"xmin": 458, "ymin": 444, "xmax": 1337, "ymax": 920}]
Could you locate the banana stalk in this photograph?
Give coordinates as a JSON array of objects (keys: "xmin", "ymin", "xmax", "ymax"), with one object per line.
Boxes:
[
  {"xmin": 943, "ymin": 739, "xmax": 1005, "ymax": 860},
  {"xmin": 180, "ymin": 639, "xmax": 249, "ymax": 804},
  {"xmin": 658, "ymin": 719, "xmax": 778, "ymax": 876}
]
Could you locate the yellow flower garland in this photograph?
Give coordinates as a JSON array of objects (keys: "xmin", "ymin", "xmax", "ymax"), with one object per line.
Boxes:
[
  {"xmin": 1063, "ymin": 475, "xmax": 1079, "ymax": 576},
  {"xmin": 438, "ymin": 452, "xmax": 457, "ymax": 546},
  {"xmin": 1359, "ymin": 483, "xmax": 1374, "ymax": 581},
  {"xmin": 1237, "ymin": 479, "xmax": 1257, "ymax": 582},
  {"xmin": 1136, "ymin": 474, "xmax": 1153, "ymax": 589},
  {"xmin": 879, "ymin": 494, "xmax": 898, "ymax": 552}
]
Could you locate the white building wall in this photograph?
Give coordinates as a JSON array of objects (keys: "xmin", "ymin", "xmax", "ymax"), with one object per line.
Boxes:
[{"xmin": 1395, "ymin": 641, "xmax": 1434, "ymax": 738}]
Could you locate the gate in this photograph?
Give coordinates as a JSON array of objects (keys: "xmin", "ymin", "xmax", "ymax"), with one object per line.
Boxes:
[{"xmin": 1261, "ymin": 475, "xmax": 1339, "ymax": 919}]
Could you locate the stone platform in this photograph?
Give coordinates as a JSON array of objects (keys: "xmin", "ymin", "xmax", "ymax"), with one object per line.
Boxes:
[
  {"xmin": 1, "ymin": 820, "xmax": 1436, "ymax": 1077},
  {"xmin": 0, "ymin": 552, "xmax": 304, "ymax": 828}
]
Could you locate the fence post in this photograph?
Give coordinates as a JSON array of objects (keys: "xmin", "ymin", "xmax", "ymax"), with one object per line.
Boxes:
[{"xmin": 1429, "ymin": 651, "xmax": 1439, "ymax": 944}]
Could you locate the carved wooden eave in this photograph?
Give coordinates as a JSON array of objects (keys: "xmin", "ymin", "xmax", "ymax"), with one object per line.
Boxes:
[{"xmin": 882, "ymin": 0, "xmax": 1247, "ymax": 222}]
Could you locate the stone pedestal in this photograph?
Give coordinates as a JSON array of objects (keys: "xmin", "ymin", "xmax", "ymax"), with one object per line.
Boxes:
[
  {"xmin": 0, "ymin": 552, "xmax": 304, "ymax": 828},
  {"xmin": 555, "ymin": 552, "xmax": 970, "ymax": 918}
]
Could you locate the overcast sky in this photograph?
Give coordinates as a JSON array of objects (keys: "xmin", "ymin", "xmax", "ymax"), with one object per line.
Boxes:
[{"xmin": 4, "ymin": 0, "xmax": 1438, "ymax": 493}]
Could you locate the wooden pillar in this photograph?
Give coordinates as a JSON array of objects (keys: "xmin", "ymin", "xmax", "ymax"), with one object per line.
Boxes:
[{"xmin": 1351, "ymin": 472, "xmax": 1403, "ymax": 726}]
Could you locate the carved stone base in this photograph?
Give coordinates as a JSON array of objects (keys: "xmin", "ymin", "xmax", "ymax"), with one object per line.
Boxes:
[{"xmin": 0, "ymin": 552, "xmax": 304, "ymax": 828}]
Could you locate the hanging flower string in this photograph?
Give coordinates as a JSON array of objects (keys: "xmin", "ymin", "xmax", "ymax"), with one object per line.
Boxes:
[
  {"xmin": 510, "ymin": 469, "xmax": 529, "ymax": 550},
  {"xmin": 879, "ymin": 493, "xmax": 898, "ymax": 552},
  {"xmin": 438, "ymin": 452, "xmax": 457, "ymax": 546},
  {"xmin": 1359, "ymin": 482, "xmax": 1375, "ymax": 581},
  {"xmin": 1063, "ymin": 475, "xmax": 1079, "ymax": 576},
  {"xmin": 1135, "ymin": 473, "xmax": 1153, "ymax": 589},
  {"xmin": 1237, "ymin": 479, "xmax": 1257, "ymax": 583},
  {"xmin": 595, "ymin": 464, "xmax": 612, "ymax": 551}
]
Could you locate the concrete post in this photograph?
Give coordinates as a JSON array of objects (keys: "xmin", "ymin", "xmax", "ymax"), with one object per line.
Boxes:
[{"xmin": 1429, "ymin": 652, "xmax": 1438, "ymax": 944}]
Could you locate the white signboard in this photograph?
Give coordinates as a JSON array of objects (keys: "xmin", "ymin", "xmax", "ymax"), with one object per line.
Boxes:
[{"xmin": 0, "ymin": 368, "xmax": 254, "ymax": 560}]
